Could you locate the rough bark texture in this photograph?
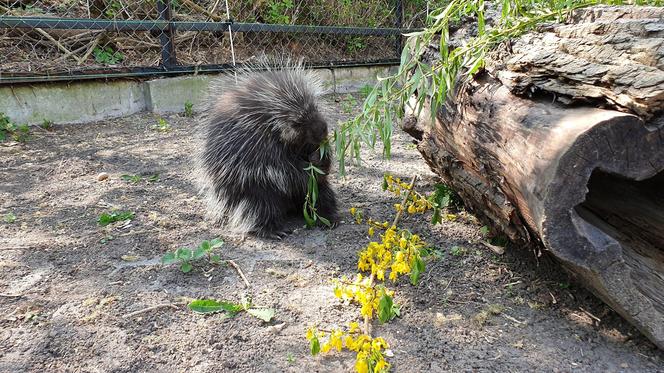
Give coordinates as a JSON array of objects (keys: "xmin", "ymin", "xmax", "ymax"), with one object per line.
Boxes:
[{"xmin": 403, "ymin": 5, "xmax": 664, "ymax": 348}]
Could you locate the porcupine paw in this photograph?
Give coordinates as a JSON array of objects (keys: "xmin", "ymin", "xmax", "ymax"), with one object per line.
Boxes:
[{"xmin": 254, "ymin": 228, "xmax": 291, "ymax": 240}]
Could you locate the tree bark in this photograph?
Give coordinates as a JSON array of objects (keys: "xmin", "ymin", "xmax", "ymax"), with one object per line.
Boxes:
[{"xmin": 403, "ymin": 5, "xmax": 664, "ymax": 348}]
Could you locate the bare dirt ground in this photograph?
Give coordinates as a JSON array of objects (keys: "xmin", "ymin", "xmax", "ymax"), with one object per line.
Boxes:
[{"xmin": 1, "ymin": 94, "xmax": 663, "ymax": 372}]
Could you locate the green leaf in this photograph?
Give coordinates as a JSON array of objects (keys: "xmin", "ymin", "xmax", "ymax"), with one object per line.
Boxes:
[
  {"xmin": 192, "ymin": 246, "xmax": 207, "ymax": 260},
  {"xmin": 480, "ymin": 225, "xmax": 490, "ymax": 236},
  {"xmin": 147, "ymin": 174, "xmax": 160, "ymax": 182},
  {"xmin": 317, "ymin": 215, "xmax": 331, "ymax": 227},
  {"xmin": 310, "ymin": 335, "xmax": 320, "ymax": 356},
  {"xmin": 161, "ymin": 252, "xmax": 177, "ymax": 265},
  {"xmin": 210, "ymin": 254, "xmax": 221, "ymax": 264},
  {"xmin": 97, "ymin": 211, "xmax": 134, "ymax": 226},
  {"xmin": 180, "ymin": 262, "xmax": 193, "ymax": 273},
  {"xmin": 188, "ymin": 299, "xmax": 243, "ymax": 315},
  {"xmin": 431, "ymin": 208, "xmax": 441, "ymax": 225},
  {"xmin": 247, "ymin": 308, "xmax": 275, "ymax": 322},
  {"xmin": 209, "ymin": 238, "xmax": 224, "ymax": 249},
  {"xmin": 378, "ymin": 292, "xmax": 395, "ymax": 324},
  {"xmin": 409, "ymin": 255, "xmax": 426, "ymax": 286},
  {"xmin": 3, "ymin": 212, "xmax": 16, "ymax": 223},
  {"xmin": 175, "ymin": 248, "xmax": 193, "ymax": 261},
  {"xmin": 303, "ymin": 202, "xmax": 315, "ymax": 228},
  {"xmin": 199, "ymin": 240, "xmax": 211, "ymax": 252}
]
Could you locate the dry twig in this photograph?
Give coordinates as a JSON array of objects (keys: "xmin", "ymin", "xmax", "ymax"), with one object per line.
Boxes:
[{"xmin": 227, "ymin": 259, "xmax": 251, "ymax": 288}]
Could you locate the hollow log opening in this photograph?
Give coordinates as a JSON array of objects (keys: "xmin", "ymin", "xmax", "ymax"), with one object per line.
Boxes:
[{"xmin": 575, "ymin": 170, "xmax": 664, "ymax": 313}]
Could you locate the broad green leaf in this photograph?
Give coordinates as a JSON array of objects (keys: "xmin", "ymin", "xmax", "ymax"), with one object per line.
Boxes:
[
  {"xmin": 409, "ymin": 255, "xmax": 426, "ymax": 286},
  {"xmin": 161, "ymin": 252, "xmax": 177, "ymax": 265},
  {"xmin": 192, "ymin": 246, "xmax": 206, "ymax": 260},
  {"xmin": 175, "ymin": 248, "xmax": 193, "ymax": 261},
  {"xmin": 378, "ymin": 293, "xmax": 395, "ymax": 324},
  {"xmin": 247, "ymin": 308, "xmax": 275, "ymax": 322},
  {"xmin": 431, "ymin": 208, "xmax": 442, "ymax": 225},
  {"xmin": 188, "ymin": 299, "xmax": 243, "ymax": 316},
  {"xmin": 210, "ymin": 254, "xmax": 221, "ymax": 264},
  {"xmin": 180, "ymin": 262, "xmax": 193, "ymax": 273},
  {"xmin": 310, "ymin": 335, "xmax": 320, "ymax": 356},
  {"xmin": 199, "ymin": 240, "xmax": 211, "ymax": 252},
  {"xmin": 210, "ymin": 238, "xmax": 224, "ymax": 249},
  {"xmin": 318, "ymin": 215, "xmax": 331, "ymax": 227}
]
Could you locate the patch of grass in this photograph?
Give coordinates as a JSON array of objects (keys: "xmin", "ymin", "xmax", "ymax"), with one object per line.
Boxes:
[
  {"xmin": 121, "ymin": 174, "xmax": 142, "ymax": 183},
  {"xmin": 97, "ymin": 211, "xmax": 135, "ymax": 226},
  {"xmin": 40, "ymin": 119, "xmax": 54, "ymax": 130},
  {"xmin": 449, "ymin": 246, "xmax": 467, "ymax": 257},
  {"xmin": 340, "ymin": 94, "xmax": 358, "ymax": 114},
  {"xmin": 184, "ymin": 101, "xmax": 194, "ymax": 117},
  {"xmin": 473, "ymin": 304, "xmax": 504, "ymax": 326},
  {"xmin": 161, "ymin": 238, "xmax": 223, "ymax": 273},
  {"xmin": 0, "ymin": 113, "xmax": 29, "ymax": 143},
  {"xmin": 154, "ymin": 117, "xmax": 170, "ymax": 132},
  {"xmin": 3, "ymin": 212, "xmax": 16, "ymax": 223},
  {"xmin": 286, "ymin": 352, "xmax": 295, "ymax": 364}
]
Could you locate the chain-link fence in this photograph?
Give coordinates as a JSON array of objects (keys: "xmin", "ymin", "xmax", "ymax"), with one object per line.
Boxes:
[{"xmin": 0, "ymin": 1, "xmax": 443, "ymax": 84}]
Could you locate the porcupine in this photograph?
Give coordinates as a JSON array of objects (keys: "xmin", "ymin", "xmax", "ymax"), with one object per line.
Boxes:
[{"xmin": 195, "ymin": 60, "xmax": 338, "ymax": 239}]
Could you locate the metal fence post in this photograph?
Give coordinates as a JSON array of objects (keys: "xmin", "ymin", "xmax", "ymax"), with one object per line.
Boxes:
[
  {"xmin": 157, "ymin": 0, "xmax": 177, "ymax": 68},
  {"xmin": 394, "ymin": 0, "xmax": 403, "ymax": 58}
]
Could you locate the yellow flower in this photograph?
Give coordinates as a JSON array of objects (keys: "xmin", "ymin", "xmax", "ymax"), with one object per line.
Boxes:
[
  {"xmin": 374, "ymin": 359, "xmax": 387, "ymax": 373},
  {"xmin": 349, "ymin": 321, "xmax": 360, "ymax": 333},
  {"xmin": 334, "ymin": 287, "xmax": 342, "ymax": 298},
  {"xmin": 355, "ymin": 357, "xmax": 369, "ymax": 373},
  {"xmin": 371, "ymin": 337, "xmax": 388, "ymax": 352},
  {"xmin": 350, "ymin": 207, "xmax": 357, "ymax": 216},
  {"xmin": 368, "ymin": 227, "xmax": 375, "ymax": 236},
  {"xmin": 321, "ymin": 341, "xmax": 332, "ymax": 353},
  {"xmin": 306, "ymin": 328, "xmax": 315, "ymax": 340},
  {"xmin": 399, "ymin": 237, "xmax": 407, "ymax": 249},
  {"xmin": 394, "ymin": 203, "xmax": 403, "ymax": 212},
  {"xmin": 407, "ymin": 204, "xmax": 416, "ymax": 214}
]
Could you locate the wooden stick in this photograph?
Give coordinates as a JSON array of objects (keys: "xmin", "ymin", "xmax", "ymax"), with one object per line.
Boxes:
[
  {"xmin": 35, "ymin": 28, "xmax": 82, "ymax": 64},
  {"xmin": 78, "ymin": 34, "xmax": 102, "ymax": 65},
  {"xmin": 228, "ymin": 259, "xmax": 251, "ymax": 288},
  {"xmin": 392, "ymin": 175, "xmax": 418, "ymax": 227},
  {"xmin": 180, "ymin": 0, "xmax": 222, "ymax": 21},
  {"xmin": 122, "ymin": 303, "xmax": 181, "ymax": 318}
]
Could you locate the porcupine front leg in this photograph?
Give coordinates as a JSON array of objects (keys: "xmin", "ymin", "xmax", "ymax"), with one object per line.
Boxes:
[
  {"xmin": 245, "ymin": 188, "xmax": 291, "ymax": 240},
  {"xmin": 315, "ymin": 180, "xmax": 339, "ymax": 227}
]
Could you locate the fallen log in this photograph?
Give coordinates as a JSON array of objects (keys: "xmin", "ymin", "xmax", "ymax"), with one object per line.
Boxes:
[{"xmin": 402, "ymin": 5, "xmax": 664, "ymax": 348}]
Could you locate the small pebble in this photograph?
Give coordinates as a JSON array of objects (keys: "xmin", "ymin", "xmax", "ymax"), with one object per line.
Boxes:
[{"xmin": 97, "ymin": 172, "xmax": 109, "ymax": 181}]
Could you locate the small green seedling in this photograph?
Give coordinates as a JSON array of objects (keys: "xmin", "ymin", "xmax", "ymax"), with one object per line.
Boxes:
[
  {"xmin": 93, "ymin": 46, "xmax": 124, "ymax": 65},
  {"xmin": 286, "ymin": 353, "xmax": 295, "ymax": 364},
  {"xmin": 188, "ymin": 296, "xmax": 275, "ymax": 322},
  {"xmin": 450, "ymin": 246, "xmax": 467, "ymax": 257},
  {"xmin": 147, "ymin": 174, "xmax": 160, "ymax": 182},
  {"xmin": 429, "ymin": 183, "xmax": 458, "ymax": 225},
  {"xmin": 98, "ymin": 211, "xmax": 134, "ymax": 226},
  {"xmin": 40, "ymin": 119, "xmax": 54, "ymax": 130},
  {"xmin": 161, "ymin": 238, "xmax": 223, "ymax": 273},
  {"xmin": 121, "ymin": 174, "xmax": 142, "ymax": 183},
  {"xmin": 184, "ymin": 101, "xmax": 194, "ymax": 117},
  {"xmin": 0, "ymin": 113, "xmax": 29, "ymax": 142},
  {"xmin": 3, "ymin": 212, "xmax": 16, "ymax": 223},
  {"xmin": 155, "ymin": 118, "xmax": 170, "ymax": 132}
]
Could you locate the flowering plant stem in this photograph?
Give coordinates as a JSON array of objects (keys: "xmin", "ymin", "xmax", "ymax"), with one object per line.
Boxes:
[{"xmin": 362, "ymin": 174, "xmax": 418, "ymax": 336}]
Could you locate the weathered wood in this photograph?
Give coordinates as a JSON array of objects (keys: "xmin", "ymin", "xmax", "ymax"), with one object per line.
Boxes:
[{"xmin": 403, "ymin": 5, "xmax": 664, "ymax": 348}]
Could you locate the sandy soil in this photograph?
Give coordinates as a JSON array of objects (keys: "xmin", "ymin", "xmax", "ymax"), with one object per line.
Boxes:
[{"xmin": 1, "ymin": 94, "xmax": 662, "ymax": 372}]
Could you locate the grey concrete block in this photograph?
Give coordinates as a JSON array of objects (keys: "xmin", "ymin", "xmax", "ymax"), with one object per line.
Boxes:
[
  {"xmin": 0, "ymin": 80, "xmax": 145, "ymax": 125},
  {"xmin": 144, "ymin": 74, "xmax": 216, "ymax": 114}
]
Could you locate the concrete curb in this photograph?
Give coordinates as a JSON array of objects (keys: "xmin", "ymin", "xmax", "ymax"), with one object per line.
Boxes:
[{"xmin": 1, "ymin": 65, "xmax": 397, "ymax": 125}]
